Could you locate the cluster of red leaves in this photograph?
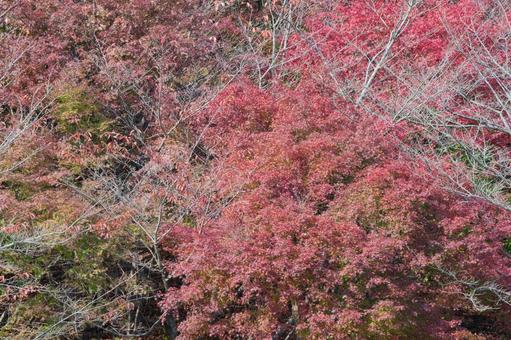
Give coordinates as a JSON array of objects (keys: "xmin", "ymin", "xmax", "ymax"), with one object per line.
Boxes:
[
  {"xmin": 161, "ymin": 75, "xmax": 511, "ymax": 337},
  {"xmin": 159, "ymin": 0, "xmax": 511, "ymax": 338}
]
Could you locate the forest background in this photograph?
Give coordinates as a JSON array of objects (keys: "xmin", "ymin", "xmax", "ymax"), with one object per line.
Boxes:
[{"xmin": 1, "ymin": 0, "xmax": 511, "ymax": 338}]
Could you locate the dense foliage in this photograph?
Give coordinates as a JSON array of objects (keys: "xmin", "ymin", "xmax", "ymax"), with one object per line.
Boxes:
[{"xmin": 1, "ymin": 0, "xmax": 510, "ymax": 338}]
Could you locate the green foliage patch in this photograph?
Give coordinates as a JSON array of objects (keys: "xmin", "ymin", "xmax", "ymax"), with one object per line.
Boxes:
[{"xmin": 53, "ymin": 88, "xmax": 112, "ymax": 141}]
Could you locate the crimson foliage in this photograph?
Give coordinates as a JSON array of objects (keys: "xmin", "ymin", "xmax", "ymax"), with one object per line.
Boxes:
[
  {"xmin": 1, "ymin": 0, "xmax": 510, "ymax": 339},
  {"xmin": 162, "ymin": 78, "xmax": 511, "ymax": 338}
]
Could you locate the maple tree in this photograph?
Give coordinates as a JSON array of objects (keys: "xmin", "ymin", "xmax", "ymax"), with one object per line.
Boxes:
[{"xmin": 0, "ymin": 0, "xmax": 510, "ymax": 338}]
